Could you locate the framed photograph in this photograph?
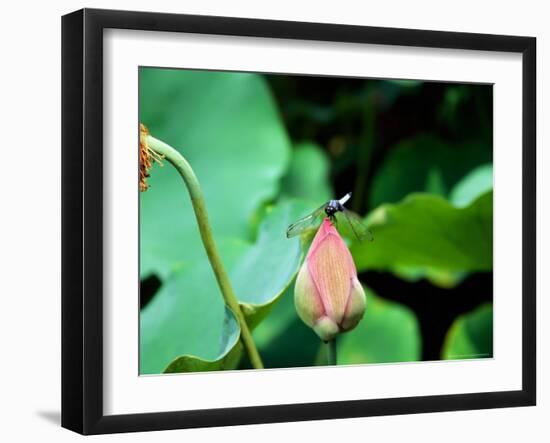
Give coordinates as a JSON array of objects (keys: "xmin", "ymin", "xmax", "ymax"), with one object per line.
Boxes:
[{"xmin": 62, "ymin": 8, "xmax": 536, "ymax": 435}]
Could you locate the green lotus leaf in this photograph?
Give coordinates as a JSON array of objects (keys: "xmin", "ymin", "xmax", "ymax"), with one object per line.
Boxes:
[
  {"xmin": 140, "ymin": 68, "xmax": 291, "ymax": 279},
  {"xmin": 450, "ymin": 163, "xmax": 493, "ymax": 208},
  {"xmin": 252, "ymin": 286, "xmax": 322, "ymax": 368},
  {"xmin": 442, "ymin": 303, "xmax": 493, "ymax": 360},
  {"xmin": 254, "ymin": 286, "xmax": 421, "ymax": 368},
  {"xmin": 280, "ymin": 142, "xmax": 333, "ymax": 205},
  {"xmin": 337, "ymin": 287, "xmax": 421, "ymax": 364},
  {"xmin": 352, "ymin": 191, "xmax": 493, "ymax": 273},
  {"xmin": 140, "ymin": 200, "xmax": 309, "ymax": 374},
  {"xmin": 369, "ymin": 163, "xmax": 493, "ymax": 287},
  {"xmin": 369, "ymin": 134, "xmax": 492, "ymax": 209},
  {"xmin": 164, "ymin": 307, "xmax": 244, "ymax": 373}
]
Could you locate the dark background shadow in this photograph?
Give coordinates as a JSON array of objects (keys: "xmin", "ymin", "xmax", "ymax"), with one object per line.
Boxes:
[{"xmin": 36, "ymin": 410, "xmax": 60, "ymax": 426}]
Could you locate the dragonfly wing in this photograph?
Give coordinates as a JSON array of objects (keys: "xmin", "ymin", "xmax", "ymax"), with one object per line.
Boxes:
[
  {"xmin": 286, "ymin": 204, "xmax": 326, "ymax": 238},
  {"xmin": 339, "ymin": 209, "xmax": 374, "ymax": 242}
]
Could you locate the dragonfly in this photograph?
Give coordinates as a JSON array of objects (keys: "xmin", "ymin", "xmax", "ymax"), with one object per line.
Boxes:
[{"xmin": 286, "ymin": 192, "xmax": 373, "ymax": 242}]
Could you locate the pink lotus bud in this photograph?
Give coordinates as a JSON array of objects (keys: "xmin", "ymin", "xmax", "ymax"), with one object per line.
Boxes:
[{"xmin": 294, "ymin": 218, "xmax": 366, "ymax": 341}]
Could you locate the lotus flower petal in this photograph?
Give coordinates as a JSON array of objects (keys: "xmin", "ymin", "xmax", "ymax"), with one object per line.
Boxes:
[{"xmin": 294, "ymin": 218, "xmax": 366, "ymax": 341}]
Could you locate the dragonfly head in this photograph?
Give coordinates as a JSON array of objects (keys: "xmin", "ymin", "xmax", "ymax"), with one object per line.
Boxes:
[{"xmin": 324, "ymin": 204, "xmax": 337, "ymax": 218}]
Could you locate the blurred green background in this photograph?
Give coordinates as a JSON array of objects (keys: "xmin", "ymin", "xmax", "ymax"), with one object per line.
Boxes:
[{"xmin": 139, "ymin": 67, "xmax": 493, "ymax": 374}]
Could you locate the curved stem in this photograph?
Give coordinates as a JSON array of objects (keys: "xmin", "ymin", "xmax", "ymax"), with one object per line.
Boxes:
[
  {"xmin": 326, "ymin": 338, "xmax": 337, "ymax": 366},
  {"xmin": 146, "ymin": 135, "xmax": 264, "ymax": 369}
]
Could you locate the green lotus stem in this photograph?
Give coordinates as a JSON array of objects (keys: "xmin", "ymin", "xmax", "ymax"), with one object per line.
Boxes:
[
  {"xmin": 146, "ymin": 135, "xmax": 264, "ymax": 370},
  {"xmin": 326, "ymin": 338, "xmax": 337, "ymax": 366}
]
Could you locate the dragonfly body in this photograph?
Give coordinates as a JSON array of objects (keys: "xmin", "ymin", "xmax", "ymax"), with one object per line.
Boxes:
[
  {"xmin": 324, "ymin": 192, "xmax": 351, "ymax": 219},
  {"xmin": 286, "ymin": 192, "xmax": 373, "ymax": 242}
]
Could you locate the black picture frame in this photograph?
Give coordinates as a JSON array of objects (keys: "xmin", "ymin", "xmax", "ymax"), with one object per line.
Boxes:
[{"xmin": 62, "ymin": 8, "xmax": 536, "ymax": 435}]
